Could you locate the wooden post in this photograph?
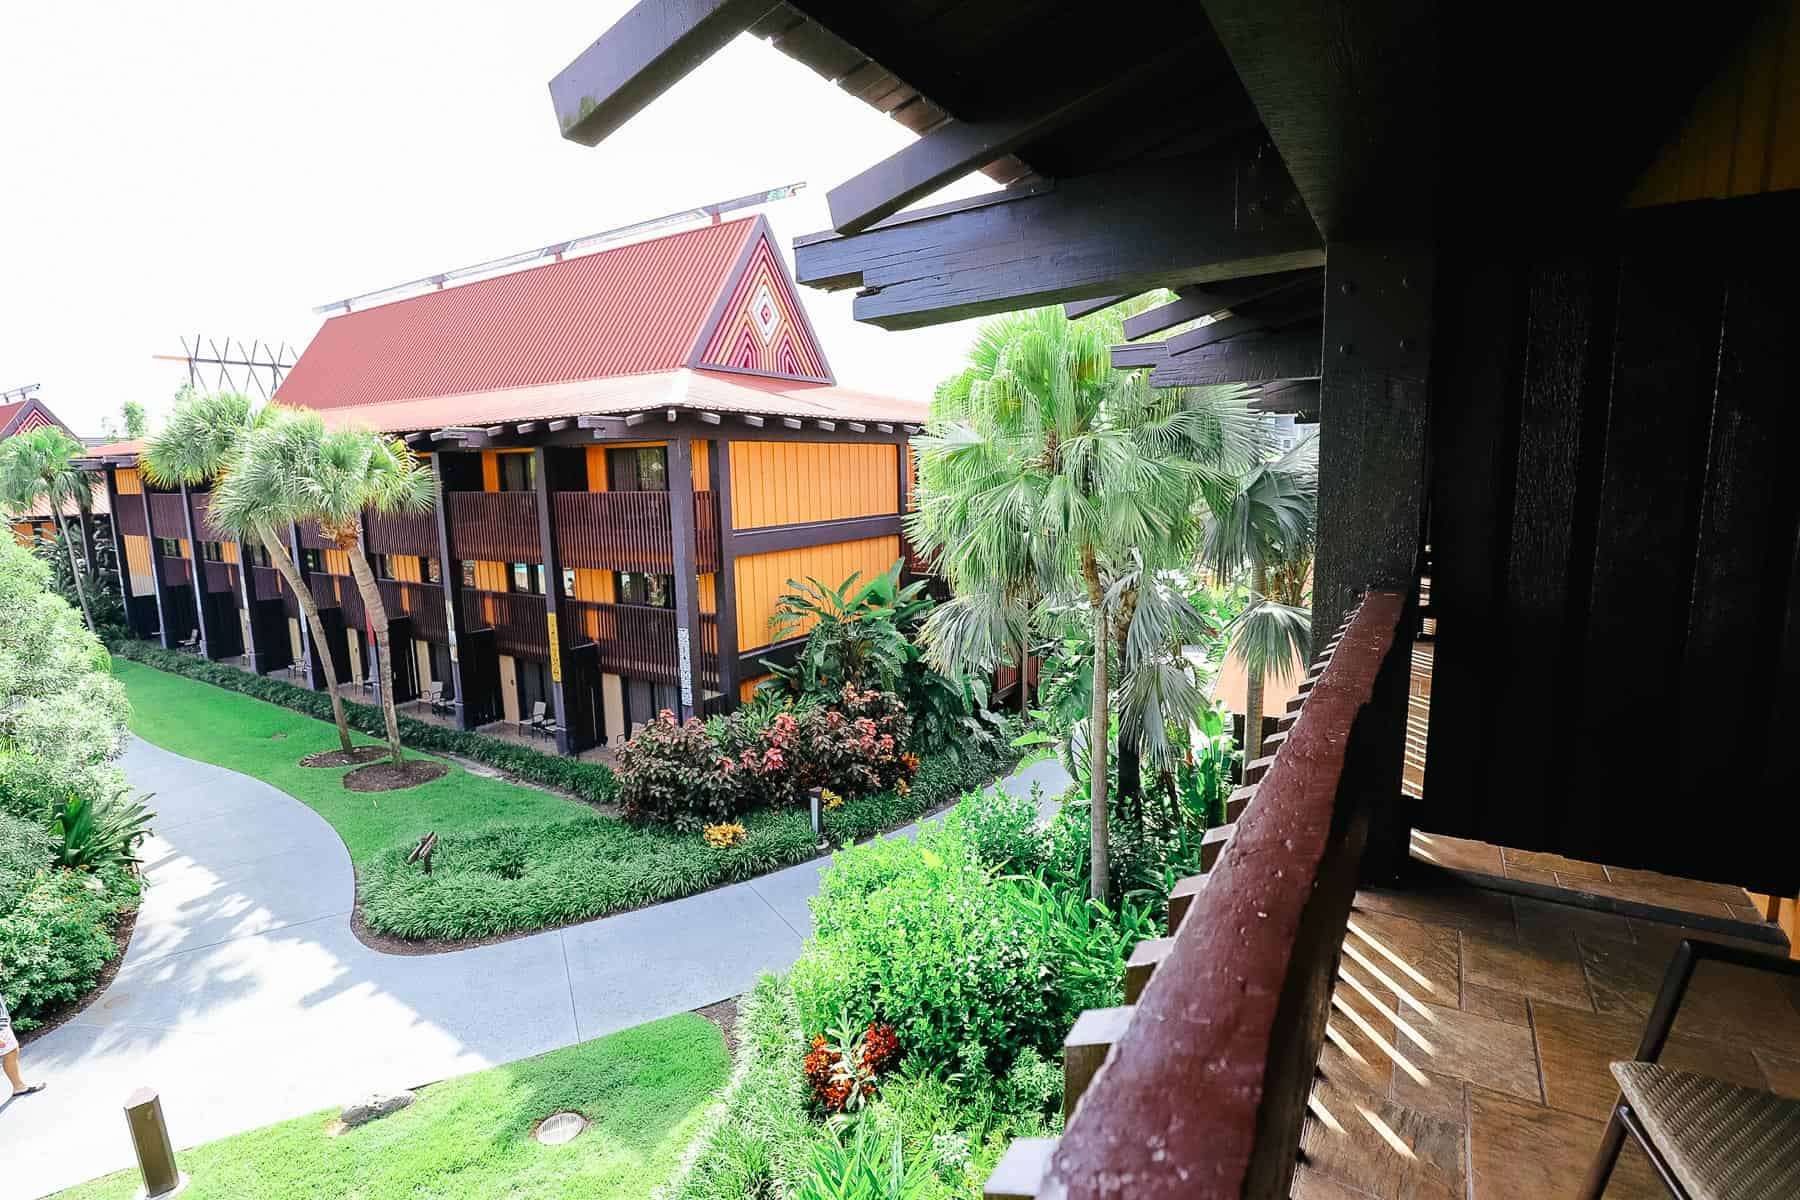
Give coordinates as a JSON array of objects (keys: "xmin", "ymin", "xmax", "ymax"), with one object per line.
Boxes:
[
  {"xmin": 237, "ymin": 537, "xmax": 268, "ymax": 673},
  {"xmin": 1313, "ymin": 242, "xmax": 1432, "ymax": 883},
  {"xmin": 289, "ymin": 521, "xmax": 326, "ymax": 691},
  {"xmin": 530, "ymin": 447, "xmax": 574, "ymax": 754},
  {"xmin": 429, "ymin": 453, "xmax": 474, "ymax": 730},
  {"xmin": 140, "ymin": 482, "xmax": 174, "ymax": 648},
  {"xmin": 668, "ymin": 438, "xmax": 702, "ymax": 721},
  {"xmin": 178, "ymin": 482, "xmax": 222, "ymax": 659},
  {"xmin": 102, "ymin": 467, "xmax": 138, "ymax": 637},
  {"xmin": 123, "ymin": 1086, "xmax": 183, "ymax": 1196},
  {"xmin": 709, "ymin": 439, "xmax": 740, "ymax": 708}
]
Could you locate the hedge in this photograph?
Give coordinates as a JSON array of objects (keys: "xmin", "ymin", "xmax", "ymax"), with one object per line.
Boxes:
[{"xmin": 110, "ymin": 640, "xmax": 618, "ymax": 805}]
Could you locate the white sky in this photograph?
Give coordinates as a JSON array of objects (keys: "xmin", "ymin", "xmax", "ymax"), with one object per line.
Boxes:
[{"xmin": 1, "ymin": 2, "xmax": 993, "ymax": 437}]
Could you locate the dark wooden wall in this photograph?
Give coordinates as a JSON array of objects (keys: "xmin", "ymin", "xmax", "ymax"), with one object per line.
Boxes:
[{"xmin": 1422, "ymin": 193, "xmax": 1800, "ymax": 895}]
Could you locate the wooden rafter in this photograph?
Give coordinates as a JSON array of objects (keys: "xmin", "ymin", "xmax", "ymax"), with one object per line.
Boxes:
[
  {"xmin": 1147, "ymin": 327, "xmax": 1321, "ymax": 388},
  {"xmin": 1121, "ymin": 268, "xmax": 1320, "ymax": 340}
]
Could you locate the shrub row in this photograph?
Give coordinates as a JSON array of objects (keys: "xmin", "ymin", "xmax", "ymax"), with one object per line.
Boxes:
[
  {"xmin": 1, "ymin": 863, "xmax": 141, "ymax": 1031},
  {"xmin": 356, "ymin": 736, "xmax": 1017, "ymax": 941},
  {"xmin": 110, "ymin": 640, "xmax": 618, "ymax": 805}
]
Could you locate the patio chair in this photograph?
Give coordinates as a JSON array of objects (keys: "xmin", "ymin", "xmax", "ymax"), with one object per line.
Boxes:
[
  {"xmin": 1580, "ymin": 938, "xmax": 1800, "ymax": 1200},
  {"xmin": 425, "ymin": 684, "xmax": 447, "ymax": 713},
  {"xmin": 523, "ymin": 701, "xmax": 548, "ymax": 738}
]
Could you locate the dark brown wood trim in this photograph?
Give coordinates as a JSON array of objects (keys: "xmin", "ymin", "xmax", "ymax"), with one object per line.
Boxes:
[
  {"xmin": 428, "ymin": 454, "xmax": 473, "ymax": 727},
  {"xmin": 178, "ymin": 482, "xmax": 220, "ymax": 659},
  {"xmin": 684, "ymin": 214, "xmax": 837, "ymax": 385},
  {"xmin": 728, "ymin": 512, "xmax": 903, "ymax": 556},
  {"xmin": 140, "ymin": 484, "xmax": 172, "ymax": 648},
  {"xmin": 738, "ymin": 633, "xmax": 807, "ymax": 677},
  {"xmin": 710, "ymin": 438, "xmax": 741, "ymax": 705},
  {"xmin": 101, "ymin": 467, "xmax": 136, "ymax": 631},
  {"xmin": 530, "ymin": 447, "xmax": 574, "ymax": 753},
  {"xmin": 667, "ymin": 437, "xmax": 704, "ymax": 720},
  {"xmin": 1146, "ymin": 327, "xmax": 1322, "ymax": 388},
  {"xmin": 685, "ymin": 213, "xmax": 772, "ymax": 372}
]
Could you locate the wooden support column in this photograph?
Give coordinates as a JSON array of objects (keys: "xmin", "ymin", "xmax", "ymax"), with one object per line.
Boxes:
[
  {"xmin": 102, "ymin": 467, "xmax": 139, "ymax": 637},
  {"xmin": 289, "ymin": 522, "xmax": 326, "ymax": 691},
  {"xmin": 429, "ymin": 453, "xmax": 475, "ymax": 730},
  {"xmin": 238, "ymin": 537, "xmax": 268, "ymax": 673},
  {"xmin": 1313, "ymin": 242, "xmax": 1432, "ymax": 882},
  {"xmin": 140, "ymin": 484, "xmax": 174, "ymax": 648},
  {"xmin": 668, "ymin": 437, "xmax": 702, "ymax": 721},
  {"xmin": 178, "ymin": 483, "xmax": 222, "ymax": 658},
  {"xmin": 530, "ymin": 448, "xmax": 574, "ymax": 754},
  {"xmin": 709, "ymin": 439, "xmax": 740, "ymax": 708}
]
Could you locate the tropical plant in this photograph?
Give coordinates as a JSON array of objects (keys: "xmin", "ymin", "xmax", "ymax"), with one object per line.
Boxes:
[
  {"xmin": 30, "ymin": 521, "xmax": 125, "ymax": 638},
  {"xmin": 1200, "ymin": 433, "xmax": 1318, "ymax": 765},
  {"xmin": 790, "ymin": 1123, "xmax": 927, "ymax": 1200},
  {"xmin": 142, "ymin": 390, "xmax": 358, "ymax": 755},
  {"xmin": 49, "ymin": 791, "xmax": 156, "ymax": 871},
  {"xmin": 765, "ymin": 562, "xmax": 930, "ymax": 695},
  {"xmin": 0, "ymin": 425, "xmax": 98, "ymax": 632},
  {"xmin": 912, "ymin": 306, "xmax": 1262, "ymax": 899},
  {"xmin": 214, "ymin": 409, "xmax": 435, "ymax": 762}
]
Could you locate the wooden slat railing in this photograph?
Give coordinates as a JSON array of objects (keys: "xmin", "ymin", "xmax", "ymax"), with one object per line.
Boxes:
[
  {"xmin": 250, "ymin": 565, "xmax": 298, "ymax": 617},
  {"xmin": 378, "ymin": 579, "xmax": 446, "ymax": 643},
  {"xmin": 449, "ymin": 492, "xmax": 540, "ymax": 565},
  {"xmin": 148, "ymin": 492, "xmax": 189, "ymax": 539},
  {"xmin": 902, "ymin": 532, "xmax": 937, "ymax": 577},
  {"xmin": 190, "ymin": 492, "xmax": 229, "ymax": 542},
  {"xmin": 987, "ymin": 591, "xmax": 1410, "ymax": 1200},
  {"xmin": 562, "ymin": 599, "xmax": 678, "ymax": 683},
  {"xmin": 367, "ymin": 509, "xmax": 439, "ymax": 558},
  {"xmin": 464, "ymin": 588, "xmax": 548, "ymax": 659},
  {"xmin": 158, "ymin": 554, "xmax": 190, "ymax": 587},
  {"xmin": 115, "ymin": 499, "xmax": 147, "ymax": 537},
  {"xmin": 552, "ymin": 490, "xmax": 673, "ymax": 573},
  {"xmin": 202, "ymin": 560, "xmax": 238, "ymax": 596},
  {"xmin": 296, "ymin": 521, "xmax": 333, "ymax": 551},
  {"xmin": 694, "ymin": 489, "xmax": 720, "ymax": 573}
]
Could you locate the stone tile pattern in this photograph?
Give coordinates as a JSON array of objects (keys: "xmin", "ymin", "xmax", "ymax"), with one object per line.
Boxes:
[{"xmin": 1296, "ymin": 874, "xmax": 1800, "ymax": 1199}]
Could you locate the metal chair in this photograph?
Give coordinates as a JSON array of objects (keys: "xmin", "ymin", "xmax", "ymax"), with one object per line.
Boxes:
[
  {"xmin": 1580, "ymin": 938, "xmax": 1800, "ymax": 1200},
  {"xmin": 523, "ymin": 701, "xmax": 548, "ymax": 738}
]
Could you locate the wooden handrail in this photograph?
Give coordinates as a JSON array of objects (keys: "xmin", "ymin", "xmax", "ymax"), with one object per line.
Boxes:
[{"xmin": 1012, "ymin": 590, "xmax": 1410, "ymax": 1200}]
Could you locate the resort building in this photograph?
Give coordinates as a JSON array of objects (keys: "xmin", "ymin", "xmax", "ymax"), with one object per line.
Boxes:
[
  {"xmin": 79, "ymin": 214, "xmax": 927, "ymax": 754},
  {"xmin": 4, "ymin": 392, "xmax": 108, "ymax": 545}
]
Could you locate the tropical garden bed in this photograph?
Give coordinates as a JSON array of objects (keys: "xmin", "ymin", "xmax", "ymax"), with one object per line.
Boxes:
[{"xmin": 50, "ymin": 1011, "xmax": 730, "ymax": 1200}]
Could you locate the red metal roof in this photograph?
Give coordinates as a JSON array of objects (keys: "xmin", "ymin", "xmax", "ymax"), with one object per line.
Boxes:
[
  {"xmin": 0, "ymin": 401, "xmax": 24, "ymax": 433},
  {"xmin": 274, "ymin": 218, "xmax": 761, "ymax": 411}
]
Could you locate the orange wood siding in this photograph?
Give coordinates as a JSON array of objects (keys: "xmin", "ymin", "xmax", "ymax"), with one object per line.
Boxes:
[
  {"xmin": 729, "ymin": 442, "xmax": 898, "ymax": 530},
  {"xmin": 734, "ymin": 535, "xmax": 900, "ymax": 652},
  {"xmin": 123, "ymin": 534, "xmax": 153, "ymax": 581},
  {"xmin": 692, "ymin": 439, "xmax": 709, "ymax": 487},
  {"xmin": 116, "ymin": 467, "xmax": 143, "ymax": 495},
  {"xmin": 470, "ymin": 560, "xmax": 508, "ymax": 591},
  {"xmin": 699, "ymin": 572, "xmax": 717, "ymax": 614},
  {"xmin": 392, "ymin": 555, "xmax": 422, "ymax": 583},
  {"xmin": 572, "ymin": 567, "xmax": 616, "ymax": 602},
  {"xmin": 324, "ymin": 548, "xmax": 351, "ymax": 575},
  {"xmin": 221, "ymin": 541, "xmax": 239, "ymax": 564},
  {"xmin": 585, "ymin": 446, "xmax": 610, "ymax": 490},
  {"xmin": 1630, "ymin": 0, "xmax": 1800, "ymax": 205},
  {"xmin": 739, "ymin": 674, "xmax": 770, "ymax": 703}
]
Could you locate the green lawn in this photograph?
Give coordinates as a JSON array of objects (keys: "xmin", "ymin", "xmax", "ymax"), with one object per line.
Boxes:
[
  {"xmin": 114, "ymin": 659, "xmax": 590, "ymax": 864},
  {"xmin": 55, "ymin": 1013, "xmax": 731, "ymax": 1200}
]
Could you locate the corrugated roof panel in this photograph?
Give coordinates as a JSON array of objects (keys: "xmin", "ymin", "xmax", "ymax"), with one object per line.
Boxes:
[{"xmin": 274, "ymin": 218, "xmax": 759, "ymax": 410}]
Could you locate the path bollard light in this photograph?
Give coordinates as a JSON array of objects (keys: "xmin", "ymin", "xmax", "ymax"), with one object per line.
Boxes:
[
  {"xmin": 808, "ymin": 787, "xmax": 823, "ymax": 839},
  {"xmin": 124, "ymin": 1086, "xmax": 187, "ymax": 1197}
]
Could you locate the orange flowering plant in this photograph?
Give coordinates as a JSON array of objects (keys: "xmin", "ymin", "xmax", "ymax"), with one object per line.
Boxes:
[{"xmin": 802, "ymin": 1010, "xmax": 902, "ymax": 1114}]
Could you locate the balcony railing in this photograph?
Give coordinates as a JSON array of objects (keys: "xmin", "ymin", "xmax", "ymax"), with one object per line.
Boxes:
[
  {"xmin": 115, "ymin": 499, "xmax": 147, "ymax": 537},
  {"xmin": 158, "ymin": 554, "xmax": 190, "ymax": 588},
  {"xmin": 464, "ymin": 588, "xmax": 548, "ymax": 660},
  {"xmin": 202, "ymin": 560, "xmax": 238, "ymax": 596},
  {"xmin": 988, "ymin": 591, "xmax": 1410, "ymax": 1200},
  {"xmin": 563, "ymin": 599, "xmax": 677, "ymax": 683},
  {"xmin": 693, "ymin": 490, "xmax": 720, "ymax": 573},
  {"xmin": 251, "ymin": 565, "xmax": 298, "ymax": 618},
  {"xmin": 552, "ymin": 490, "xmax": 672, "ymax": 573},
  {"xmin": 449, "ymin": 492, "xmax": 540, "ymax": 565},
  {"xmin": 367, "ymin": 508, "xmax": 439, "ymax": 558},
  {"xmin": 296, "ymin": 521, "xmax": 333, "ymax": 551},
  {"xmin": 190, "ymin": 492, "xmax": 230, "ymax": 542},
  {"xmin": 378, "ymin": 579, "xmax": 447, "ymax": 643},
  {"xmin": 148, "ymin": 492, "xmax": 190, "ymax": 539}
]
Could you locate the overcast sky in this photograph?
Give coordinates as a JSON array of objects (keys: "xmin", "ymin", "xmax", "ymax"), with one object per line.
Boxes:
[{"xmin": 1, "ymin": 2, "xmax": 993, "ymax": 437}]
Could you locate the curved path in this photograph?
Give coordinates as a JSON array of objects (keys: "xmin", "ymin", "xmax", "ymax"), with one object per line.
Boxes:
[{"xmin": 11, "ymin": 737, "xmax": 1070, "ymax": 1199}]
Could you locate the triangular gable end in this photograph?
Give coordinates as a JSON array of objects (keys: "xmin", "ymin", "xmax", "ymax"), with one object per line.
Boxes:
[
  {"xmin": 690, "ymin": 223, "xmax": 833, "ymax": 384},
  {"xmin": 1, "ymin": 398, "xmax": 71, "ymax": 440}
]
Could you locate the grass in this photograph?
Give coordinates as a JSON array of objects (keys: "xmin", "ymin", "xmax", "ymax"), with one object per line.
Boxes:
[
  {"xmin": 114, "ymin": 660, "xmax": 587, "ymax": 864},
  {"xmin": 54, "ymin": 1013, "xmax": 730, "ymax": 1200},
  {"xmin": 115, "ymin": 661, "xmax": 1021, "ymax": 942}
]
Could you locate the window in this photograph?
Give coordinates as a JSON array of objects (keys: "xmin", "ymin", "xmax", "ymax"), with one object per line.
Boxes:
[
  {"xmin": 562, "ymin": 567, "xmax": 576, "ymax": 598},
  {"xmin": 510, "ymin": 563, "xmax": 545, "ymax": 595},
  {"xmin": 605, "ymin": 446, "xmax": 668, "ymax": 492},
  {"xmin": 200, "ymin": 541, "xmax": 224, "ymax": 562},
  {"xmin": 244, "ymin": 543, "xmax": 271, "ymax": 569},
  {"xmin": 498, "ymin": 453, "xmax": 535, "ymax": 493},
  {"xmin": 461, "ymin": 561, "xmax": 476, "ymax": 588},
  {"xmin": 158, "ymin": 537, "xmax": 182, "ymax": 557},
  {"xmin": 301, "ymin": 548, "xmax": 324, "ymax": 575},
  {"xmin": 371, "ymin": 553, "xmax": 393, "ymax": 580},
  {"xmin": 614, "ymin": 571, "xmax": 673, "ymax": 608},
  {"xmin": 424, "ymin": 556, "xmax": 441, "ymax": 584}
]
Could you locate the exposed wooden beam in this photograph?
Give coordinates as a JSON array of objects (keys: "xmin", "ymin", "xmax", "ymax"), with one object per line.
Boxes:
[
  {"xmin": 547, "ymin": 419, "xmax": 574, "ymax": 432},
  {"xmin": 1121, "ymin": 268, "xmax": 1321, "ymax": 340},
  {"xmin": 782, "ymin": 417, "xmax": 802, "ymax": 430},
  {"xmin": 1246, "ymin": 380, "xmax": 1320, "ymax": 413},
  {"xmin": 698, "ymin": 411, "xmax": 721, "ymax": 425},
  {"xmin": 816, "ymin": 419, "xmax": 836, "ymax": 432},
  {"xmin": 875, "ymin": 422, "xmax": 894, "ymax": 434},
  {"xmin": 794, "ymin": 144, "xmax": 1321, "ymax": 331},
  {"xmin": 826, "ymin": 41, "xmax": 1205, "ymax": 236},
  {"xmin": 1148, "ymin": 328, "xmax": 1322, "ymax": 388},
  {"xmin": 1111, "ymin": 343, "xmax": 1168, "ymax": 370},
  {"xmin": 1065, "ymin": 295, "xmax": 1130, "ymax": 320},
  {"xmin": 483, "ymin": 425, "xmax": 506, "ymax": 437},
  {"xmin": 550, "ymin": 0, "xmax": 776, "ymax": 146},
  {"xmin": 624, "ymin": 412, "xmax": 648, "ymax": 428},
  {"xmin": 515, "ymin": 421, "xmax": 542, "ymax": 434},
  {"xmin": 846, "ymin": 421, "xmax": 866, "ymax": 433},
  {"xmin": 666, "ymin": 408, "xmax": 678, "ymax": 422},
  {"xmin": 1164, "ymin": 281, "xmax": 1323, "ymax": 356},
  {"xmin": 741, "ymin": 413, "xmax": 765, "ymax": 428}
]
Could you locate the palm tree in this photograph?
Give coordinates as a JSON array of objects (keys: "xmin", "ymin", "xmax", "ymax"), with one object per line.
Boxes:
[
  {"xmin": 143, "ymin": 391, "xmax": 358, "ymax": 756},
  {"xmin": 911, "ymin": 306, "xmax": 1259, "ymax": 900},
  {"xmin": 1201, "ymin": 434, "xmax": 1318, "ymax": 769},
  {"xmin": 1, "ymin": 426, "xmax": 98, "ymax": 633},
  {"xmin": 218, "ymin": 410, "xmax": 433, "ymax": 763}
]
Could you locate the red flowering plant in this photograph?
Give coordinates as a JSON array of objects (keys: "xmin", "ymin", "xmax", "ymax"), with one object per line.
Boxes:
[
  {"xmin": 792, "ymin": 685, "xmax": 914, "ymax": 798},
  {"xmin": 802, "ymin": 1010, "xmax": 902, "ymax": 1113},
  {"xmin": 615, "ymin": 710, "xmax": 739, "ymax": 832}
]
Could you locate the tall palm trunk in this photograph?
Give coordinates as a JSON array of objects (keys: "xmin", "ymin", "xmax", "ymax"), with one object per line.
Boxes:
[
  {"xmin": 1017, "ymin": 629, "xmax": 1031, "ymax": 717},
  {"xmin": 53, "ymin": 507, "xmax": 96, "ymax": 633},
  {"xmin": 1242, "ymin": 559, "xmax": 1267, "ymax": 776},
  {"xmin": 345, "ymin": 543, "xmax": 405, "ymax": 763},
  {"xmin": 1081, "ymin": 546, "xmax": 1110, "ymax": 903},
  {"xmin": 260, "ymin": 525, "xmax": 354, "ymax": 754}
]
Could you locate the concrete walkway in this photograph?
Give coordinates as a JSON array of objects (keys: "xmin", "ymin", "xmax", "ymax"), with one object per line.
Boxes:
[{"xmin": 8, "ymin": 738, "xmax": 1071, "ymax": 1199}]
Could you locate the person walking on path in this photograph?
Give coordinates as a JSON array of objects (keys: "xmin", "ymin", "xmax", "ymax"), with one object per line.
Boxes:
[{"xmin": 1, "ymin": 994, "xmax": 46, "ymax": 1099}]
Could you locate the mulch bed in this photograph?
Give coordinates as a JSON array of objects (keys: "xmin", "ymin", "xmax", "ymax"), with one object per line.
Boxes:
[
  {"xmin": 343, "ymin": 760, "xmax": 449, "ymax": 792},
  {"xmin": 694, "ymin": 996, "xmax": 740, "ymax": 1058},
  {"xmin": 19, "ymin": 906, "xmax": 139, "ymax": 1048},
  {"xmin": 299, "ymin": 746, "xmax": 389, "ymax": 768}
]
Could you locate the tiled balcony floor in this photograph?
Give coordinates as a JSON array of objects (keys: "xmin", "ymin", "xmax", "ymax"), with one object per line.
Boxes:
[{"xmin": 1297, "ymin": 863, "xmax": 1800, "ymax": 1199}]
